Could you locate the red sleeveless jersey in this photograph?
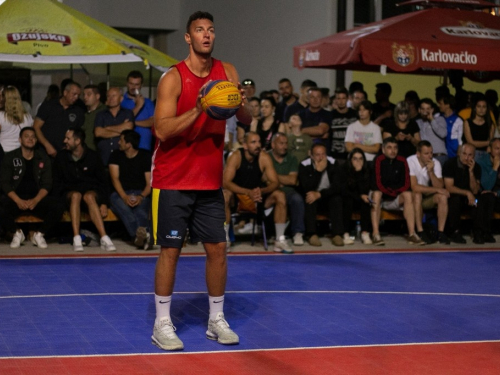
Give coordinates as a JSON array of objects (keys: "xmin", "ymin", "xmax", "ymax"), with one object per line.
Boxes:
[{"xmin": 151, "ymin": 58, "xmax": 228, "ymax": 190}]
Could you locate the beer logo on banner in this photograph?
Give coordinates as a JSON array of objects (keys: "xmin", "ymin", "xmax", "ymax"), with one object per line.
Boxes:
[
  {"xmin": 441, "ymin": 21, "xmax": 500, "ymax": 40},
  {"xmin": 392, "ymin": 43, "xmax": 415, "ymax": 67},
  {"xmin": 7, "ymin": 29, "xmax": 71, "ymax": 46}
]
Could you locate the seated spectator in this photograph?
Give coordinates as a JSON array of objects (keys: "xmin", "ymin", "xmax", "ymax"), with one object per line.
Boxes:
[
  {"xmin": 382, "ymin": 101, "xmax": 421, "ymax": 158},
  {"xmin": 345, "ymin": 100, "xmax": 383, "ymax": 162},
  {"xmin": 251, "ymin": 97, "xmax": 284, "ymax": 151},
  {"xmin": 268, "ymin": 133, "xmax": 305, "ymax": 246},
  {"xmin": 371, "ymin": 137, "xmax": 424, "ymax": 246},
  {"xmin": 0, "ymin": 86, "xmax": 34, "ymax": 152},
  {"xmin": 416, "ymin": 98, "xmax": 448, "ymax": 168},
  {"xmin": 341, "ymin": 148, "xmax": 372, "ymax": 245},
  {"xmin": 443, "ymin": 143, "xmax": 490, "ymax": 244},
  {"xmin": 34, "ymin": 81, "xmax": 84, "ymax": 157},
  {"xmin": 0, "ymin": 144, "xmax": 4, "ymax": 166},
  {"xmin": 286, "ymin": 113, "xmax": 313, "ymax": 163},
  {"xmin": 298, "ymin": 143, "xmax": 344, "ymax": 247},
  {"xmin": 437, "ymin": 95, "xmax": 463, "ymax": 159},
  {"xmin": 0, "ymin": 127, "xmax": 64, "ymax": 248},
  {"xmin": 82, "ymin": 84, "xmax": 105, "ymax": 151},
  {"xmin": 223, "ymin": 131, "xmax": 292, "ymax": 253},
  {"xmin": 94, "ymin": 87, "xmax": 135, "ymax": 166},
  {"xmin": 474, "ymin": 138, "xmax": 500, "ymax": 243},
  {"xmin": 407, "ymin": 141, "xmax": 450, "ymax": 245},
  {"xmin": 463, "ymin": 93, "xmax": 495, "ymax": 161},
  {"xmin": 53, "ymin": 127, "xmax": 115, "ymax": 252},
  {"xmin": 329, "ymin": 87, "xmax": 358, "ymax": 160},
  {"xmin": 109, "ymin": 130, "xmax": 152, "ymax": 250}
]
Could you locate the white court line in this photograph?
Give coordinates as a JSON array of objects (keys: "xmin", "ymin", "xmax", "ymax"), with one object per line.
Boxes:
[
  {"xmin": 1, "ymin": 339, "xmax": 500, "ymax": 360},
  {"xmin": 1, "ymin": 290, "xmax": 500, "ymax": 299}
]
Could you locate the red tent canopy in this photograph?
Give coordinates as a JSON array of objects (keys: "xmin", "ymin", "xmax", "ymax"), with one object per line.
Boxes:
[{"xmin": 293, "ymin": 7, "xmax": 500, "ymax": 76}]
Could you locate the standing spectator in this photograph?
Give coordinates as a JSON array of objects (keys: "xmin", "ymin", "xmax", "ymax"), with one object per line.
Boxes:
[
  {"xmin": 269, "ymin": 133, "xmax": 305, "ymax": 246},
  {"xmin": 350, "ymin": 89, "xmax": 367, "ymax": 111},
  {"xmin": 34, "ymin": 81, "xmax": 84, "ymax": 157},
  {"xmin": 485, "ymin": 89, "xmax": 499, "ymax": 123},
  {"xmin": 382, "ymin": 101, "xmax": 421, "ymax": 158},
  {"xmin": 94, "ymin": 87, "xmax": 135, "ymax": 166},
  {"xmin": 120, "ymin": 71, "xmax": 155, "ymax": 151},
  {"xmin": 299, "ymin": 143, "xmax": 345, "ymax": 247},
  {"xmin": 276, "ymin": 78, "xmax": 297, "ymax": 123},
  {"xmin": 0, "ymin": 127, "xmax": 64, "ymax": 249},
  {"xmin": 283, "ymin": 79, "xmax": 317, "ymax": 123},
  {"xmin": 300, "ymin": 87, "xmax": 331, "ymax": 142},
  {"xmin": 109, "ymin": 130, "xmax": 152, "ymax": 249},
  {"xmin": 463, "ymin": 94, "xmax": 495, "ymax": 161},
  {"xmin": 251, "ymin": 97, "xmax": 284, "ymax": 151},
  {"xmin": 242, "ymin": 79, "xmax": 256, "ymax": 99},
  {"xmin": 329, "ymin": 87, "xmax": 358, "ymax": 160},
  {"xmin": 405, "ymin": 90, "xmax": 420, "ymax": 120},
  {"xmin": 345, "ymin": 100, "xmax": 383, "ymax": 162},
  {"xmin": 437, "ymin": 95, "xmax": 463, "ymax": 159},
  {"xmin": 287, "ymin": 113, "xmax": 313, "ymax": 163},
  {"xmin": 443, "ymin": 143, "xmax": 487, "ymax": 244},
  {"xmin": 0, "ymin": 85, "xmax": 4, "ymax": 111},
  {"xmin": 0, "ymin": 86, "xmax": 34, "ymax": 152},
  {"xmin": 372, "ymin": 83, "xmax": 395, "ymax": 126},
  {"xmin": 371, "ymin": 137, "xmax": 424, "ymax": 246},
  {"xmin": 408, "ymin": 141, "xmax": 450, "ymax": 245},
  {"xmin": 34, "ymin": 84, "xmax": 60, "ymax": 115},
  {"xmin": 416, "ymin": 98, "xmax": 448, "ymax": 168},
  {"xmin": 341, "ymin": 148, "xmax": 373, "ymax": 245},
  {"xmin": 53, "ymin": 127, "xmax": 115, "ymax": 252},
  {"xmin": 82, "ymin": 85, "xmax": 105, "ymax": 151},
  {"xmin": 347, "ymin": 81, "xmax": 364, "ymax": 109}
]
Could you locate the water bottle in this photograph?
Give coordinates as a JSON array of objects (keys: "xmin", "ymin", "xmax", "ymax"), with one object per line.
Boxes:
[{"xmin": 355, "ymin": 221, "xmax": 361, "ymax": 240}]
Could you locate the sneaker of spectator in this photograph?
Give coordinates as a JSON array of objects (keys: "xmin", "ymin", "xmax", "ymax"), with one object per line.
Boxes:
[
  {"xmin": 417, "ymin": 231, "xmax": 434, "ymax": 245},
  {"xmin": 134, "ymin": 227, "xmax": 149, "ymax": 249},
  {"xmin": 343, "ymin": 233, "xmax": 354, "ymax": 245},
  {"xmin": 408, "ymin": 233, "xmax": 426, "ymax": 245},
  {"xmin": 10, "ymin": 229, "xmax": 25, "ymax": 249},
  {"xmin": 293, "ymin": 233, "xmax": 304, "ymax": 246},
  {"xmin": 450, "ymin": 230, "xmax": 466, "ymax": 244},
  {"xmin": 331, "ymin": 235, "xmax": 344, "ymax": 247},
  {"xmin": 361, "ymin": 232, "xmax": 372, "ymax": 245},
  {"xmin": 308, "ymin": 234, "xmax": 322, "ymax": 247},
  {"xmin": 372, "ymin": 234, "xmax": 385, "ymax": 246},
  {"xmin": 73, "ymin": 235, "xmax": 84, "ymax": 252},
  {"xmin": 437, "ymin": 232, "xmax": 451, "ymax": 245},
  {"xmin": 273, "ymin": 235, "xmax": 293, "ymax": 254},
  {"xmin": 100, "ymin": 235, "xmax": 116, "ymax": 251},
  {"xmin": 31, "ymin": 232, "xmax": 48, "ymax": 249},
  {"xmin": 483, "ymin": 232, "xmax": 496, "ymax": 244}
]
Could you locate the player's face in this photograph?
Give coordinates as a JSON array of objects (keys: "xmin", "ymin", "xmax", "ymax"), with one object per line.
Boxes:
[
  {"xmin": 279, "ymin": 81, "xmax": 293, "ymax": 100},
  {"xmin": 249, "ymin": 100, "xmax": 260, "ymax": 117},
  {"xmin": 383, "ymin": 142, "xmax": 398, "ymax": 159},
  {"xmin": 83, "ymin": 89, "xmax": 99, "ymax": 108},
  {"xmin": 186, "ymin": 18, "xmax": 215, "ymax": 56},
  {"xmin": 63, "ymin": 85, "xmax": 81, "ymax": 105},
  {"xmin": 127, "ymin": 77, "xmax": 142, "ymax": 96},
  {"xmin": 308, "ymin": 90, "xmax": 322, "ymax": 110},
  {"xmin": 260, "ymin": 99, "xmax": 274, "ymax": 118},
  {"xmin": 244, "ymin": 134, "xmax": 261, "ymax": 156},
  {"xmin": 336, "ymin": 93, "xmax": 347, "ymax": 110},
  {"xmin": 475, "ymin": 100, "xmax": 488, "ymax": 117},
  {"xmin": 417, "ymin": 145, "xmax": 433, "ymax": 165},
  {"xmin": 272, "ymin": 136, "xmax": 288, "ymax": 156},
  {"xmin": 19, "ymin": 130, "xmax": 37, "ymax": 149}
]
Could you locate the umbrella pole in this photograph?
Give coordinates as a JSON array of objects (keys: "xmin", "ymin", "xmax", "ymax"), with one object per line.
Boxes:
[
  {"xmin": 107, "ymin": 64, "xmax": 110, "ymax": 90},
  {"xmin": 70, "ymin": 64, "xmax": 73, "ymax": 80}
]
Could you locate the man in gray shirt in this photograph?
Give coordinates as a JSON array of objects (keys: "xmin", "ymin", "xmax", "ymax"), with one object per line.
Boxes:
[{"xmin": 416, "ymin": 98, "xmax": 448, "ymax": 167}]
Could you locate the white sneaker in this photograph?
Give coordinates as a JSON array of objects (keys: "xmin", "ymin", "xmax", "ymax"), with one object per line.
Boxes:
[
  {"xmin": 343, "ymin": 232, "xmax": 354, "ymax": 245},
  {"xmin": 206, "ymin": 312, "xmax": 239, "ymax": 345},
  {"xmin": 361, "ymin": 232, "xmax": 372, "ymax": 245},
  {"xmin": 10, "ymin": 230, "xmax": 25, "ymax": 249},
  {"xmin": 143, "ymin": 232, "xmax": 152, "ymax": 251},
  {"xmin": 32, "ymin": 232, "xmax": 48, "ymax": 249},
  {"xmin": 73, "ymin": 235, "xmax": 84, "ymax": 252},
  {"xmin": 152, "ymin": 318, "xmax": 184, "ymax": 351},
  {"xmin": 273, "ymin": 235, "xmax": 293, "ymax": 254},
  {"xmin": 100, "ymin": 235, "xmax": 116, "ymax": 252},
  {"xmin": 293, "ymin": 233, "xmax": 304, "ymax": 246}
]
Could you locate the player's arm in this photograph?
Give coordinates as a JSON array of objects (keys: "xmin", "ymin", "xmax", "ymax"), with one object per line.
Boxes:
[
  {"xmin": 223, "ymin": 62, "xmax": 252, "ymax": 126},
  {"xmin": 260, "ymin": 152, "xmax": 280, "ymax": 195},
  {"xmin": 154, "ymin": 68, "xmax": 202, "ymax": 142}
]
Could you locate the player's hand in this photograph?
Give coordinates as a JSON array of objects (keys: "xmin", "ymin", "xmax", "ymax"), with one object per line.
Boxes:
[{"xmin": 196, "ymin": 81, "xmax": 212, "ymax": 113}]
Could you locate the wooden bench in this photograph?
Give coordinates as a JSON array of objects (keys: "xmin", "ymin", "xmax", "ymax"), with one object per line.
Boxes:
[
  {"xmin": 14, "ymin": 210, "xmax": 119, "ymax": 223},
  {"xmin": 317, "ymin": 210, "xmax": 500, "ymax": 222}
]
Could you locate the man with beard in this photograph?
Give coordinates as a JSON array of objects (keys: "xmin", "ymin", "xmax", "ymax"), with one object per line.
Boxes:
[
  {"xmin": 416, "ymin": 98, "xmax": 448, "ymax": 168},
  {"xmin": 223, "ymin": 131, "xmax": 292, "ymax": 253},
  {"xmin": 151, "ymin": 11, "xmax": 251, "ymax": 351},
  {"xmin": 52, "ymin": 127, "xmax": 115, "ymax": 252},
  {"xmin": 34, "ymin": 82, "xmax": 85, "ymax": 157},
  {"xmin": 329, "ymin": 87, "xmax": 358, "ymax": 159},
  {"xmin": 283, "ymin": 79, "xmax": 317, "ymax": 123},
  {"xmin": 276, "ymin": 78, "xmax": 297, "ymax": 123}
]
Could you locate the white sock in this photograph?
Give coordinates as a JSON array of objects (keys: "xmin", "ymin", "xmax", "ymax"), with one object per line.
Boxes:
[
  {"xmin": 155, "ymin": 294, "xmax": 172, "ymax": 324},
  {"xmin": 275, "ymin": 223, "xmax": 286, "ymax": 239},
  {"xmin": 209, "ymin": 295, "xmax": 224, "ymax": 320}
]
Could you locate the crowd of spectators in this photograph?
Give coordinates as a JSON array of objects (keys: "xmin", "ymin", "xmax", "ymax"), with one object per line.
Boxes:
[{"xmin": 1, "ymin": 75, "xmax": 500, "ymax": 252}]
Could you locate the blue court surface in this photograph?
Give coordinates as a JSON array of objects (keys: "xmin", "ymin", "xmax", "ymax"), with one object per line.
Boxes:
[{"xmin": 1, "ymin": 251, "xmax": 500, "ymax": 358}]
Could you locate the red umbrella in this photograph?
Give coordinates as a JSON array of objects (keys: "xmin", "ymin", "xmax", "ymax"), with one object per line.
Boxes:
[{"xmin": 293, "ymin": 3, "xmax": 500, "ymax": 77}]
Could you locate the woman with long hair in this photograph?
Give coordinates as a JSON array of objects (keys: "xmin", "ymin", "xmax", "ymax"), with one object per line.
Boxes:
[
  {"xmin": 251, "ymin": 96, "xmax": 284, "ymax": 151},
  {"xmin": 463, "ymin": 94, "xmax": 494, "ymax": 160},
  {"xmin": 0, "ymin": 86, "xmax": 33, "ymax": 152},
  {"xmin": 340, "ymin": 148, "xmax": 373, "ymax": 244},
  {"xmin": 382, "ymin": 100, "xmax": 421, "ymax": 157}
]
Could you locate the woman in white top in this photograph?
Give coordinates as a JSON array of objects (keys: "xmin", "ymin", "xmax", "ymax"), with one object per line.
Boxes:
[{"xmin": 0, "ymin": 86, "xmax": 33, "ymax": 152}]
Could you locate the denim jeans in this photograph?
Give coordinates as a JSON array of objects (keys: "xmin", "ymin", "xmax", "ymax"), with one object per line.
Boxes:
[
  {"xmin": 285, "ymin": 189, "xmax": 305, "ymax": 235},
  {"xmin": 110, "ymin": 190, "xmax": 150, "ymax": 238}
]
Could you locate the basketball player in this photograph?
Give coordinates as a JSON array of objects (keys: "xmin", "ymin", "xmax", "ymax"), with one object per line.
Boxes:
[{"xmin": 151, "ymin": 11, "xmax": 251, "ymax": 351}]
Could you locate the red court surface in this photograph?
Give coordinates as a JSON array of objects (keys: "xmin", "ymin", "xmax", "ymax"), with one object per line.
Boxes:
[{"xmin": 1, "ymin": 341, "xmax": 499, "ymax": 374}]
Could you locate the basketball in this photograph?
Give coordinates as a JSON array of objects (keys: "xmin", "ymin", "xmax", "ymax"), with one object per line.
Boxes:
[{"xmin": 200, "ymin": 80, "xmax": 242, "ymax": 120}]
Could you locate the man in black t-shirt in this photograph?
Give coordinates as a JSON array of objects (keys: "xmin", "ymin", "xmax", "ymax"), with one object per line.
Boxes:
[
  {"xmin": 109, "ymin": 130, "xmax": 152, "ymax": 249},
  {"xmin": 443, "ymin": 143, "xmax": 489, "ymax": 244},
  {"xmin": 329, "ymin": 87, "xmax": 357, "ymax": 159}
]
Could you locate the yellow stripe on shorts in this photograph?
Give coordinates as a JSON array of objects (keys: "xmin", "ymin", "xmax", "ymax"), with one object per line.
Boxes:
[{"xmin": 151, "ymin": 188, "xmax": 160, "ymax": 245}]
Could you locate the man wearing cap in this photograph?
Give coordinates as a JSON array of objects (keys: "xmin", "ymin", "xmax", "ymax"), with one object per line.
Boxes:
[{"xmin": 242, "ymin": 79, "xmax": 256, "ymax": 99}]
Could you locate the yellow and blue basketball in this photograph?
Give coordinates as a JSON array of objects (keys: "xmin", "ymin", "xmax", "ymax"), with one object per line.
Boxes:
[{"xmin": 201, "ymin": 80, "xmax": 242, "ymax": 120}]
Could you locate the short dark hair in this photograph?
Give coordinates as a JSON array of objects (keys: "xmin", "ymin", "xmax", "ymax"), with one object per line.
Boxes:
[
  {"xmin": 334, "ymin": 87, "xmax": 348, "ymax": 96},
  {"xmin": 249, "ymin": 96, "xmax": 260, "ymax": 104},
  {"xmin": 64, "ymin": 81, "xmax": 81, "ymax": 92},
  {"xmin": 417, "ymin": 140, "xmax": 432, "ymax": 152},
  {"xmin": 419, "ymin": 98, "xmax": 435, "ymax": 108},
  {"xmin": 121, "ymin": 130, "xmax": 140, "ymax": 150},
  {"xmin": 279, "ymin": 78, "xmax": 291, "ymax": 85},
  {"xmin": 68, "ymin": 126, "xmax": 85, "ymax": 143},
  {"xmin": 19, "ymin": 126, "xmax": 35, "ymax": 138},
  {"xmin": 359, "ymin": 100, "xmax": 373, "ymax": 112},
  {"xmin": 83, "ymin": 84, "xmax": 100, "ymax": 95},
  {"xmin": 348, "ymin": 81, "xmax": 364, "ymax": 95},
  {"xmin": 127, "ymin": 70, "xmax": 143, "ymax": 82},
  {"xmin": 300, "ymin": 79, "xmax": 317, "ymax": 89},
  {"xmin": 186, "ymin": 11, "xmax": 213, "ymax": 32},
  {"xmin": 261, "ymin": 96, "xmax": 277, "ymax": 107},
  {"xmin": 311, "ymin": 142, "xmax": 327, "ymax": 153},
  {"xmin": 382, "ymin": 136, "xmax": 398, "ymax": 147},
  {"xmin": 376, "ymin": 82, "xmax": 392, "ymax": 96}
]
